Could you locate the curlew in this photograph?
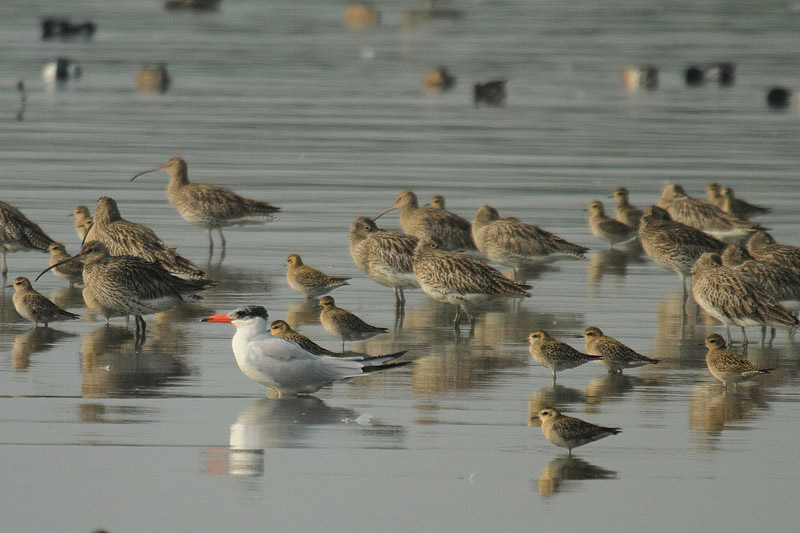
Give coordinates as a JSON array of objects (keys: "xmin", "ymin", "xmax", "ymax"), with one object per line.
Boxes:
[
  {"xmin": 472, "ymin": 205, "xmax": 587, "ymax": 273},
  {"xmin": 39, "ymin": 241, "xmax": 210, "ymax": 344},
  {"xmin": 375, "ymin": 190, "xmax": 475, "ymax": 251},
  {"xmin": 610, "ymin": 188, "xmax": 644, "ymax": 229},
  {"xmin": 704, "ymin": 334, "xmax": 772, "ymax": 390},
  {"xmin": 47, "ymin": 243, "xmax": 83, "ymax": 287},
  {"xmin": 658, "ymin": 183, "xmax": 762, "ymax": 240},
  {"xmin": 318, "ymin": 295, "xmax": 388, "ymax": 350},
  {"xmin": 131, "ymin": 156, "xmax": 280, "ymax": 255},
  {"xmin": 348, "ymin": 216, "xmax": 418, "ymax": 306},
  {"xmin": 586, "ymin": 200, "xmax": 638, "ymax": 249},
  {"xmin": 0, "ymin": 200, "xmax": 56, "ymax": 277},
  {"xmin": 531, "ymin": 408, "xmax": 620, "ymax": 456},
  {"xmin": 91, "ymin": 196, "xmax": 206, "ymax": 280},
  {"xmin": 285, "ymin": 254, "xmax": 350, "ymax": 298},
  {"xmin": 527, "ymin": 330, "xmax": 602, "ymax": 382},
  {"xmin": 721, "ymin": 245, "xmax": 800, "ymax": 314},
  {"xmin": 8, "ymin": 276, "xmax": 79, "ymax": 327},
  {"xmin": 202, "ymin": 306, "xmax": 408, "ymax": 397},
  {"xmin": 413, "ymin": 238, "xmax": 531, "ymax": 328},
  {"xmin": 745, "ymin": 231, "xmax": 800, "ymax": 276},
  {"xmin": 691, "ymin": 252, "xmax": 798, "ymax": 345},
  {"xmin": 581, "ymin": 326, "xmax": 659, "ymax": 373}
]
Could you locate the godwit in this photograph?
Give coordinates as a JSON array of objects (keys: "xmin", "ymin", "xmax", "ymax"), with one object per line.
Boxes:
[
  {"xmin": 581, "ymin": 326, "xmax": 659, "ymax": 373},
  {"xmin": 587, "ymin": 200, "xmax": 638, "ymax": 249},
  {"xmin": 71, "ymin": 205, "xmax": 94, "ymax": 242},
  {"xmin": 1, "ymin": 200, "xmax": 55, "ymax": 277},
  {"xmin": 348, "ymin": 216, "xmax": 418, "ymax": 306},
  {"xmin": 131, "ymin": 157, "xmax": 280, "ymax": 255},
  {"xmin": 638, "ymin": 205, "xmax": 725, "ymax": 303},
  {"xmin": 610, "ymin": 188, "xmax": 644, "ymax": 229},
  {"xmin": 472, "ymin": 205, "xmax": 587, "ymax": 273},
  {"xmin": 719, "ymin": 187, "xmax": 770, "ymax": 220},
  {"xmin": 91, "ymin": 196, "xmax": 206, "ymax": 280},
  {"xmin": 423, "ymin": 67, "xmax": 456, "ymax": 92},
  {"xmin": 269, "ymin": 320, "xmax": 341, "ymax": 357},
  {"xmin": 531, "ymin": 408, "xmax": 620, "ymax": 456},
  {"xmin": 285, "ymin": 254, "xmax": 350, "ymax": 298},
  {"xmin": 8, "ymin": 276, "xmax": 79, "ymax": 327},
  {"xmin": 318, "ymin": 295, "xmax": 388, "ymax": 350},
  {"xmin": 412, "ymin": 238, "xmax": 531, "ymax": 328},
  {"xmin": 690, "ymin": 252, "xmax": 798, "ymax": 345},
  {"xmin": 473, "ymin": 80, "xmax": 507, "ymax": 106},
  {"xmin": 527, "ymin": 330, "xmax": 601, "ymax": 383},
  {"xmin": 39, "ymin": 241, "xmax": 210, "ymax": 344},
  {"xmin": 658, "ymin": 183, "xmax": 761, "ymax": 240},
  {"xmin": 47, "ymin": 243, "xmax": 83, "ymax": 286},
  {"xmin": 202, "ymin": 306, "xmax": 408, "ymax": 396},
  {"xmin": 746, "ymin": 231, "xmax": 800, "ymax": 276},
  {"xmin": 704, "ymin": 334, "xmax": 772, "ymax": 390},
  {"xmin": 375, "ymin": 190, "xmax": 475, "ymax": 251}
]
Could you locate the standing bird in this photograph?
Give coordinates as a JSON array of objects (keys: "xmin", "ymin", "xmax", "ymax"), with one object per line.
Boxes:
[
  {"xmin": 705, "ymin": 183, "xmax": 724, "ymax": 209},
  {"xmin": 638, "ymin": 206, "xmax": 725, "ymax": 303},
  {"xmin": 90, "ymin": 196, "xmax": 207, "ymax": 280},
  {"xmin": 269, "ymin": 319, "xmax": 341, "ymax": 357},
  {"xmin": 721, "ymin": 245, "xmax": 800, "ymax": 314},
  {"xmin": 131, "ymin": 157, "xmax": 280, "ymax": 255},
  {"xmin": 8, "ymin": 276, "xmax": 79, "ymax": 327},
  {"xmin": 38, "ymin": 241, "xmax": 210, "ymax": 344},
  {"xmin": 581, "ymin": 326, "xmax": 659, "ymax": 373},
  {"xmin": 71, "ymin": 205, "xmax": 94, "ymax": 242},
  {"xmin": 413, "ymin": 238, "xmax": 531, "ymax": 328},
  {"xmin": 610, "ymin": 188, "xmax": 644, "ymax": 229},
  {"xmin": 318, "ymin": 295, "xmax": 388, "ymax": 350},
  {"xmin": 375, "ymin": 190, "xmax": 475, "ymax": 251},
  {"xmin": 658, "ymin": 183, "xmax": 762, "ymax": 240},
  {"xmin": 472, "ymin": 205, "xmax": 587, "ymax": 273},
  {"xmin": 719, "ymin": 187, "xmax": 770, "ymax": 220},
  {"xmin": 285, "ymin": 254, "xmax": 350, "ymax": 298},
  {"xmin": 47, "ymin": 243, "xmax": 83, "ymax": 286},
  {"xmin": 586, "ymin": 200, "xmax": 638, "ymax": 248},
  {"xmin": 348, "ymin": 216, "xmax": 418, "ymax": 307},
  {"xmin": 704, "ymin": 334, "xmax": 772, "ymax": 390},
  {"xmin": 691, "ymin": 252, "xmax": 798, "ymax": 345},
  {"xmin": 531, "ymin": 408, "xmax": 621, "ymax": 456},
  {"xmin": 202, "ymin": 306, "xmax": 408, "ymax": 396},
  {"xmin": 746, "ymin": 231, "xmax": 800, "ymax": 276},
  {"xmin": 527, "ymin": 330, "xmax": 601, "ymax": 382},
  {"xmin": 0, "ymin": 200, "xmax": 56, "ymax": 277}
]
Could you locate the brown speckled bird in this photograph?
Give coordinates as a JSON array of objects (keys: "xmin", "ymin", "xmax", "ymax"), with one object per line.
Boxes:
[
  {"xmin": 527, "ymin": 330, "xmax": 601, "ymax": 382},
  {"xmin": 71, "ymin": 205, "xmax": 94, "ymax": 242},
  {"xmin": 531, "ymin": 407, "xmax": 620, "ymax": 456},
  {"xmin": 413, "ymin": 237, "xmax": 531, "ymax": 327},
  {"xmin": 47, "ymin": 243, "xmax": 83, "ymax": 286},
  {"xmin": 375, "ymin": 190, "xmax": 475, "ymax": 251},
  {"xmin": 8, "ymin": 276, "xmax": 79, "ymax": 327},
  {"xmin": 745, "ymin": 231, "xmax": 800, "ymax": 277},
  {"xmin": 1, "ymin": 200, "xmax": 55, "ymax": 276},
  {"xmin": 131, "ymin": 156, "xmax": 280, "ymax": 255},
  {"xmin": 719, "ymin": 187, "xmax": 770, "ymax": 220},
  {"xmin": 587, "ymin": 200, "xmax": 638, "ymax": 249},
  {"xmin": 581, "ymin": 326, "xmax": 659, "ymax": 373},
  {"xmin": 269, "ymin": 319, "xmax": 342, "ymax": 356},
  {"xmin": 610, "ymin": 188, "xmax": 644, "ymax": 229},
  {"xmin": 704, "ymin": 334, "xmax": 772, "ymax": 390},
  {"xmin": 286, "ymin": 254, "xmax": 350, "ymax": 298},
  {"xmin": 318, "ymin": 295, "xmax": 388, "ymax": 350}
]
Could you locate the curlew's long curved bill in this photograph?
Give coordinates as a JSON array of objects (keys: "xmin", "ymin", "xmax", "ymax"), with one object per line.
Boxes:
[
  {"xmin": 131, "ymin": 166, "xmax": 163, "ymax": 182},
  {"xmin": 373, "ymin": 205, "xmax": 397, "ymax": 221},
  {"xmin": 80, "ymin": 222, "xmax": 93, "ymax": 247},
  {"xmin": 35, "ymin": 252, "xmax": 83, "ymax": 282},
  {"xmin": 201, "ymin": 313, "xmax": 233, "ymax": 323}
]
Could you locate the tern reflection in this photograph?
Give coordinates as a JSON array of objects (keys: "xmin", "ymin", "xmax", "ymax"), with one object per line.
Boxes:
[
  {"xmin": 224, "ymin": 397, "xmax": 406, "ymax": 477},
  {"xmin": 12, "ymin": 326, "xmax": 76, "ymax": 371},
  {"xmin": 535, "ymin": 456, "xmax": 617, "ymax": 496}
]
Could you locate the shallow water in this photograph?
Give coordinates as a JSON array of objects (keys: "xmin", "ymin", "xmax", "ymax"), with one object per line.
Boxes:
[{"xmin": 2, "ymin": 0, "xmax": 800, "ymax": 531}]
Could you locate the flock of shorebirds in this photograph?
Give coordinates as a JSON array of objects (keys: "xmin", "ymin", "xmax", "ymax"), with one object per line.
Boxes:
[{"xmin": 1, "ymin": 161, "xmax": 792, "ymax": 454}]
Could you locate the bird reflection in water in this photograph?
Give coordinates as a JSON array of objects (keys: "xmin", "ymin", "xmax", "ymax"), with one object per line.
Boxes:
[
  {"xmin": 653, "ymin": 292, "xmax": 704, "ymax": 364},
  {"xmin": 584, "ymin": 373, "xmax": 644, "ymax": 405},
  {"xmin": 689, "ymin": 383, "xmax": 770, "ymax": 440},
  {"xmin": 12, "ymin": 326, "xmax": 76, "ymax": 371},
  {"xmin": 49, "ymin": 286, "xmax": 85, "ymax": 312},
  {"xmin": 285, "ymin": 298, "xmax": 321, "ymax": 329},
  {"xmin": 528, "ymin": 384, "xmax": 586, "ymax": 424},
  {"xmin": 534, "ymin": 456, "xmax": 618, "ymax": 496},
  {"xmin": 587, "ymin": 243, "xmax": 646, "ymax": 290},
  {"xmin": 207, "ymin": 397, "xmax": 405, "ymax": 478}
]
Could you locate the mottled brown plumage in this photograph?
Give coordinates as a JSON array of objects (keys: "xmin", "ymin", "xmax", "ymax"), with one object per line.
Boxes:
[
  {"xmin": 527, "ymin": 330, "xmax": 601, "ymax": 381},
  {"xmin": 704, "ymin": 334, "xmax": 772, "ymax": 389},
  {"xmin": 8, "ymin": 276, "xmax": 79, "ymax": 326},
  {"xmin": 532, "ymin": 407, "xmax": 620, "ymax": 455},
  {"xmin": 610, "ymin": 188, "xmax": 643, "ymax": 229},
  {"xmin": 472, "ymin": 205, "xmax": 587, "ymax": 271},
  {"xmin": 71, "ymin": 205, "xmax": 94, "ymax": 242},
  {"xmin": 375, "ymin": 190, "xmax": 475, "ymax": 251},
  {"xmin": 47, "ymin": 243, "xmax": 83, "ymax": 286},
  {"xmin": 582, "ymin": 326, "xmax": 659, "ymax": 373},
  {"xmin": 691, "ymin": 252, "xmax": 798, "ymax": 345},
  {"xmin": 746, "ymin": 231, "xmax": 800, "ymax": 276},
  {"xmin": 705, "ymin": 183, "xmax": 724, "ymax": 209},
  {"xmin": 413, "ymin": 238, "xmax": 531, "ymax": 326},
  {"xmin": 348, "ymin": 216, "xmax": 418, "ymax": 305},
  {"xmin": 0, "ymin": 200, "xmax": 55, "ymax": 276},
  {"xmin": 587, "ymin": 200, "xmax": 637, "ymax": 248},
  {"xmin": 269, "ymin": 319, "xmax": 341, "ymax": 356},
  {"xmin": 286, "ymin": 254, "xmax": 350, "ymax": 298},
  {"xmin": 719, "ymin": 187, "xmax": 770, "ymax": 220},
  {"xmin": 658, "ymin": 183, "xmax": 762, "ymax": 240},
  {"xmin": 721, "ymin": 245, "xmax": 800, "ymax": 313},
  {"xmin": 429, "ymin": 195, "xmax": 446, "ymax": 209},
  {"xmin": 91, "ymin": 196, "xmax": 206, "ymax": 280},
  {"xmin": 319, "ymin": 295, "xmax": 388, "ymax": 350},
  {"xmin": 131, "ymin": 156, "xmax": 280, "ymax": 253}
]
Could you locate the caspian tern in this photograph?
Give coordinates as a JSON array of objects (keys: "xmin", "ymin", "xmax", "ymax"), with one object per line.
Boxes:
[{"xmin": 202, "ymin": 306, "xmax": 409, "ymax": 396}]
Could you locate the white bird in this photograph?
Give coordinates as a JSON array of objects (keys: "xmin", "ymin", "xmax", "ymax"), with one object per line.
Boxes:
[{"xmin": 202, "ymin": 306, "xmax": 409, "ymax": 396}]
